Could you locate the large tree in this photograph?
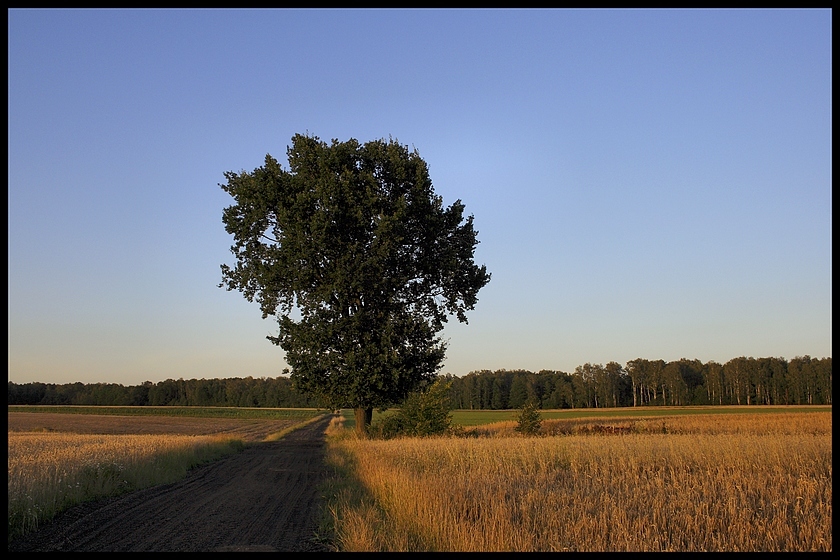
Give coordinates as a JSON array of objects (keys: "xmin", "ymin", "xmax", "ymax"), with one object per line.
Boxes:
[{"xmin": 219, "ymin": 134, "xmax": 490, "ymax": 434}]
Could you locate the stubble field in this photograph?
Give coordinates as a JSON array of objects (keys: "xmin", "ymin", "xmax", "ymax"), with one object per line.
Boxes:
[{"xmin": 7, "ymin": 405, "xmax": 832, "ymax": 551}]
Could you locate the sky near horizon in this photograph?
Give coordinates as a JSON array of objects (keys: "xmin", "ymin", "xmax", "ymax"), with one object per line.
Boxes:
[{"xmin": 8, "ymin": 9, "xmax": 832, "ymax": 386}]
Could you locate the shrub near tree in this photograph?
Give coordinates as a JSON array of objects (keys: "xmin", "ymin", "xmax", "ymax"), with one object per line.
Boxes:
[{"xmin": 371, "ymin": 378, "xmax": 455, "ymax": 439}]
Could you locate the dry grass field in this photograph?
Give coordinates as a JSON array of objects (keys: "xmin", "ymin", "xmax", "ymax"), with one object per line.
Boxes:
[
  {"xmin": 7, "ymin": 410, "xmax": 319, "ymax": 544},
  {"xmin": 9, "ymin": 407, "xmax": 831, "ymax": 551},
  {"xmin": 7, "ymin": 411, "xmax": 306, "ymax": 442},
  {"xmin": 324, "ymin": 410, "xmax": 832, "ymax": 552}
]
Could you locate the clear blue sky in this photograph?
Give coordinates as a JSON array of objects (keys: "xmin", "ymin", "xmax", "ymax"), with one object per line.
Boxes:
[{"xmin": 8, "ymin": 9, "xmax": 832, "ymax": 386}]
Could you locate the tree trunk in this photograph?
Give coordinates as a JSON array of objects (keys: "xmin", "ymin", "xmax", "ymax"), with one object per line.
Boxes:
[{"xmin": 354, "ymin": 407, "xmax": 373, "ymax": 437}]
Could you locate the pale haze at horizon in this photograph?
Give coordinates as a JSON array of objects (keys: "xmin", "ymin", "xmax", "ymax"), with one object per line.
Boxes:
[{"xmin": 7, "ymin": 9, "xmax": 831, "ymax": 385}]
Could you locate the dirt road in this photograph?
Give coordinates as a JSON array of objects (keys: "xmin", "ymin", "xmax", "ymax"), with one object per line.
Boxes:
[{"xmin": 8, "ymin": 415, "xmax": 335, "ymax": 552}]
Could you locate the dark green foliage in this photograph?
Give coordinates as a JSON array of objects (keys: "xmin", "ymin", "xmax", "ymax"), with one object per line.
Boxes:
[
  {"xmin": 370, "ymin": 378, "xmax": 455, "ymax": 438},
  {"xmin": 515, "ymin": 399, "xmax": 543, "ymax": 436},
  {"xmin": 219, "ymin": 134, "xmax": 490, "ymax": 431},
  {"xmin": 442, "ymin": 355, "xmax": 832, "ymax": 410},
  {"xmin": 6, "ymin": 377, "xmax": 322, "ymax": 408},
  {"xmin": 507, "ymin": 375, "xmax": 529, "ymax": 409},
  {"xmin": 8, "ymin": 357, "xmax": 831, "ymax": 409}
]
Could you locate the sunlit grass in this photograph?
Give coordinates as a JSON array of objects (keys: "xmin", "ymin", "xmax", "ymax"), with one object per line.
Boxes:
[
  {"xmin": 470, "ymin": 411, "xmax": 833, "ymax": 437},
  {"xmin": 325, "ymin": 411, "xmax": 831, "ymax": 551},
  {"xmin": 7, "ymin": 432, "xmax": 244, "ymax": 543}
]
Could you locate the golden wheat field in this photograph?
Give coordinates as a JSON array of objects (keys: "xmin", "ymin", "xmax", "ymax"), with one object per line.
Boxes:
[
  {"xmin": 7, "ymin": 430, "xmax": 246, "ymax": 543},
  {"xmin": 324, "ymin": 411, "xmax": 832, "ymax": 552},
  {"xmin": 6, "ymin": 409, "xmax": 311, "ymax": 544}
]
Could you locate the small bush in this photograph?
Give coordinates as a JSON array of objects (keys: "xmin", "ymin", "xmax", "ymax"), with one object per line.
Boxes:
[
  {"xmin": 514, "ymin": 400, "xmax": 542, "ymax": 436},
  {"xmin": 370, "ymin": 378, "xmax": 454, "ymax": 438}
]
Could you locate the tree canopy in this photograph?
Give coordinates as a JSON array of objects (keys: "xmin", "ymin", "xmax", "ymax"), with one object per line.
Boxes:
[{"xmin": 219, "ymin": 134, "xmax": 490, "ymax": 433}]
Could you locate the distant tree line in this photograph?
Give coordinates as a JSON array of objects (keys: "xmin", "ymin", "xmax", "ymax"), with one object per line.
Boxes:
[
  {"xmin": 443, "ymin": 356, "xmax": 831, "ymax": 409},
  {"xmin": 7, "ymin": 355, "xmax": 831, "ymax": 409},
  {"xmin": 7, "ymin": 376, "xmax": 322, "ymax": 408}
]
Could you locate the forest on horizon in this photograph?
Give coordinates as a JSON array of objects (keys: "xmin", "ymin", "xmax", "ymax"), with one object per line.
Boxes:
[{"xmin": 8, "ymin": 355, "xmax": 831, "ymax": 410}]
